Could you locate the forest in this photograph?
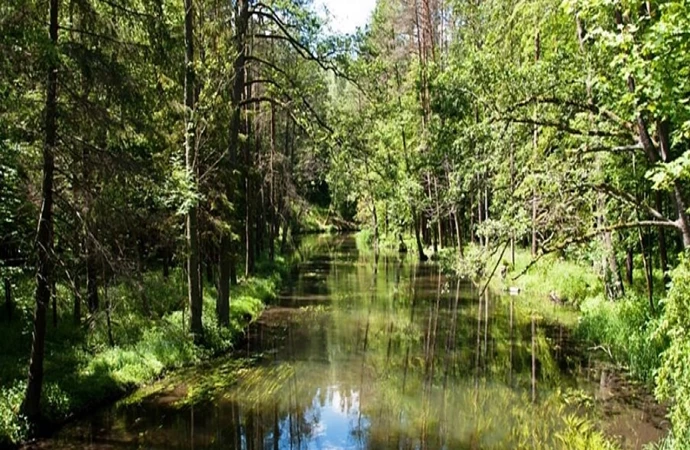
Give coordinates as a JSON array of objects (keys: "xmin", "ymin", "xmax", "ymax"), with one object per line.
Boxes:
[{"xmin": 2, "ymin": 0, "xmax": 690, "ymax": 447}]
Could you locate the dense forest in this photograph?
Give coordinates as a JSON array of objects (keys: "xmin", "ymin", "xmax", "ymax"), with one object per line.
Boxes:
[{"xmin": 2, "ymin": 0, "xmax": 690, "ymax": 447}]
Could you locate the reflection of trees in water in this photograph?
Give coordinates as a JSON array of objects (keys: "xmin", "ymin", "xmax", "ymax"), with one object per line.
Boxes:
[{"xmin": 71, "ymin": 238, "xmax": 583, "ymax": 449}]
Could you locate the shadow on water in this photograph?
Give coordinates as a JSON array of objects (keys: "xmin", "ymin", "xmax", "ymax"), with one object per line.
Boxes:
[{"xmin": 29, "ymin": 234, "xmax": 666, "ymax": 449}]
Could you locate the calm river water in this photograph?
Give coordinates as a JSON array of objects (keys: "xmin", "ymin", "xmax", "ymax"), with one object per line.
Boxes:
[{"xmin": 33, "ymin": 234, "xmax": 665, "ymax": 449}]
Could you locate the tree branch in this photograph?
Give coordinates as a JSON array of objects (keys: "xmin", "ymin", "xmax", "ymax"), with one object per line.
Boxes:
[
  {"xmin": 513, "ymin": 220, "xmax": 681, "ymax": 280},
  {"xmin": 595, "ymin": 183, "xmax": 671, "ymax": 222},
  {"xmin": 500, "ymin": 116, "xmax": 628, "ymax": 139}
]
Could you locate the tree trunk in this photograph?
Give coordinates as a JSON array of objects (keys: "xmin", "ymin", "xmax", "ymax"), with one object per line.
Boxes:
[
  {"xmin": 225, "ymin": 0, "xmax": 248, "ymax": 289},
  {"xmin": 470, "ymin": 190, "xmax": 475, "ymax": 245},
  {"xmin": 51, "ymin": 280, "xmax": 57, "ymax": 328},
  {"xmin": 599, "ymin": 194, "xmax": 624, "ymax": 299},
  {"xmin": 230, "ymin": 253, "xmax": 238, "ymax": 286},
  {"xmin": 268, "ymin": 103, "xmax": 276, "ymax": 261},
  {"xmin": 477, "ymin": 184, "xmax": 483, "ymax": 248},
  {"xmin": 603, "ymin": 229, "xmax": 624, "ymax": 299},
  {"xmin": 5, "ymin": 278, "xmax": 12, "ymax": 322},
  {"xmin": 453, "ymin": 209, "xmax": 463, "ymax": 258},
  {"xmin": 413, "ymin": 209, "xmax": 427, "ymax": 262},
  {"xmin": 372, "ymin": 197, "xmax": 379, "ymax": 252},
  {"xmin": 217, "ymin": 235, "xmax": 231, "ymax": 327},
  {"xmin": 244, "ymin": 71, "xmax": 256, "ymax": 276},
  {"xmin": 86, "ymin": 241, "xmax": 99, "ymax": 315},
  {"xmin": 22, "ymin": 0, "xmax": 58, "ymax": 424},
  {"xmin": 625, "ymin": 247, "xmax": 634, "ymax": 286},
  {"xmin": 104, "ymin": 278, "xmax": 114, "ymax": 347},
  {"xmin": 184, "ymin": 0, "xmax": 202, "ymax": 337},
  {"xmin": 532, "ymin": 32, "xmax": 540, "ymax": 258},
  {"xmin": 73, "ymin": 273, "xmax": 81, "ymax": 325},
  {"xmin": 657, "ymin": 120, "xmax": 690, "ymax": 248},
  {"xmin": 638, "ymin": 223, "xmax": 654, "ymax": 311},
  {"xmin": 654, "ymin": 192, "xmax": 669, "ymax": 280}
]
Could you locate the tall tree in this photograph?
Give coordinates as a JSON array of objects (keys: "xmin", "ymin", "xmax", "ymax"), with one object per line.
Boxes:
[
  {"xmin": 21, "ymin": 0, "xmax": 59, "ymax": 424},
  {"xmin": 184, "ymin": 0, "xmax": 202, "ymax": 337}
]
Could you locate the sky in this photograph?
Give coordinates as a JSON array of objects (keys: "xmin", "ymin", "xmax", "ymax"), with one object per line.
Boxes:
[{"xmin": 316, "ymin": 0, "xmax": 378, "ymax": 34}]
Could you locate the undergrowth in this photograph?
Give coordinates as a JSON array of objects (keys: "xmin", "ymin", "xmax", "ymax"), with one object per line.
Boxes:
[{"xmin": 0, "ymin": 257, "xmax": 288, "ymax": 447}]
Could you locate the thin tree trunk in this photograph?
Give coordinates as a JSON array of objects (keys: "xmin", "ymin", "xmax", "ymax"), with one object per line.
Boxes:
[
  {"xmin": 86, "ymin": 244, "xmax": 99, "ymax": 314},
  {"xmin": 625, "ymin": 247, "xmax": 633, "ymax": 286},
  {"xmin": 470, "ymin": 190, "xmax": 475, "ymax": 245},
  {"xmin": 598, "ymin": 194, "xmax": 624, "ymax": 299},
  {"xmin": 477, "ymin": 183, "xmax": 483, "ymax": 248},
  {"xmin": 269, "ymin": 103, "xmax": 276, "ymax": 261},
  {"xmin": 453, "ymin": 208, "xmax": 463, "ymax": 258},
  {"xmin": 184, "ymin": 0, "xmax": 202, "ymax": 337},
  {"xmin": 22, "ymin": 0, "xmax": 58, "ymax": 423},
  {"xmin": 372, "ymin": 196, "xmax": 379, "ymax": 252},
  {"xmin": 638, "ymin": 225, "xmax": 654, "ymax": 311},
  {"xmin": 510, "ymin": 143, "xmax": 516, "ymax": 266},
  {"xmin": 413, "ymin": 208, "xmax": 427, "ymax": 262},
  {"xmin": 217, "ymin": 236, "xmax": 230, "ymax": 327},
  {"xmin": 657, "ymin": 120, "xmax": 690, "ymax": 248},
  {"xmin": 73, "ymin": 273, "xmax": 81, "ymax": 325},
  {"xmin": 604, "ymin": 228, "xmax": 624, "ymax": 298},
  {"xmin": 51, "ymin": 280, "xmax": 57, "ymax": 328},
  {"xmin": 654, "ymin": 192, "xmax": 669, "ymax": 280},
  {"xmin": 244, "ymin": 81, "xmax": 256, "ymax": 276},
  {"xmin": 532, "ymin": 32, "xmax": 540, "ymax": 258},
  {"xmin": 104, "ymin": 276, "xmax": 114, "ymax": 347},
  {"xmin": 5, "ymin": 278, "xmax": 12, "ymax": 322}
]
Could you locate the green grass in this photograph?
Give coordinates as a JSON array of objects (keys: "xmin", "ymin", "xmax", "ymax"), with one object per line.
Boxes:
[{"xmin": 0, "ymin": 257, "xmax": 288, "ymax": 447}]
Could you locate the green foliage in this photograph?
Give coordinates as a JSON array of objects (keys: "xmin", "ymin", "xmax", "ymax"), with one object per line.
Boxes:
[
  {"xmin": 0, "ymin": 382, "xmax": 27, "ymax": 447},
  {"xmin": 556, "ymin": 415, "xmax": 620, "ymax": 450},
  {"xmin": 577, "ymin": 294, "xmax": 664, "ymax": 383},
  {"xmin": 656, "ymin": 255, "xmax": 690, "ymax": 446},
  {"xmin": 515, "ymin": 253, "xmax": 602, "ymax": 307},
  {"xmin": 0, "ymin": 261, "xmax": 285, "ymax": 446}
]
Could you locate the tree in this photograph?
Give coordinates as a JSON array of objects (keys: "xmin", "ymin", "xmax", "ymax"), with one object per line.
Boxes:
[{"xmin": 21, "ymin": 0, "xmax": 59, "ymax": 424}]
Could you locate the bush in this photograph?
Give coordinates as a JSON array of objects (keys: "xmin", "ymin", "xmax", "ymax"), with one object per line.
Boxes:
[
  {"xmin": 0, "ymin": 382, "xmax": 27, "ymax": 447},
  {"xmin": 656, "ymin": 255, "xmax": 690, "ymax": 447}
]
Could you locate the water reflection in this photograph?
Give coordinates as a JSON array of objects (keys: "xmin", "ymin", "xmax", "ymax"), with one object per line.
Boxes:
[{"xmin": 43, "ymin": 234, "xmax": 592, "ymax": 449}]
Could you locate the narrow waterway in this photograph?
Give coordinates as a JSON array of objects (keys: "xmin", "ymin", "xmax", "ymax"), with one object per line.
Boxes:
[{"xmin": 34, "ymin": 234, "xmax": 665, "ymax": 449}]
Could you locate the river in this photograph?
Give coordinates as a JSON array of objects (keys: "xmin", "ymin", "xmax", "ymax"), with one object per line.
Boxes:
[{"xmin": 31, "ymin": 234, "xmax": 665, "ymax": 449}]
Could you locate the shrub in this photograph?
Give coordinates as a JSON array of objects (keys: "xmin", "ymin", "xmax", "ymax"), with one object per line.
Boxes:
[
  {"xmin": 0, "ymin": 382, "xmax": 27, "ymax": 447},
  {"xmin": 656, "ymin": 255, "xmax": 690, "ymax": 447}
]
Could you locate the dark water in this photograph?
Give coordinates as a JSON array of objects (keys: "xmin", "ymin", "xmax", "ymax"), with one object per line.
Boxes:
[{"xmin": 34, "ymin": 234, "xmax": 665, "ymax": 449}]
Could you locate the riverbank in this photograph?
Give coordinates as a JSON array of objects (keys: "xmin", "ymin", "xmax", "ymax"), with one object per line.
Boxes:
[
  {"xmin": 355, "ymin": 231, "xmax": 674, "ymax": 447},
  {"xmin": 0, "ymin": 258, "xmax": 289, "ymax": 448},
  {"xmin": 438, "ymin": 243, "xmax": 667, "ymax": 384}
]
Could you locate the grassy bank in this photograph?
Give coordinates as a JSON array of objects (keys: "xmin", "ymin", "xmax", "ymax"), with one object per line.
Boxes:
[
  {"xmin": 0, "ymin": 257, "xmax": 289, "ymax": 447},
  {"xmin": 434, "ymin": 242, "xmax": 667, "ymax": 381},
  {"xmin": 356, "ymin": 229, "xmax": 681, "ymax": 446}
]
